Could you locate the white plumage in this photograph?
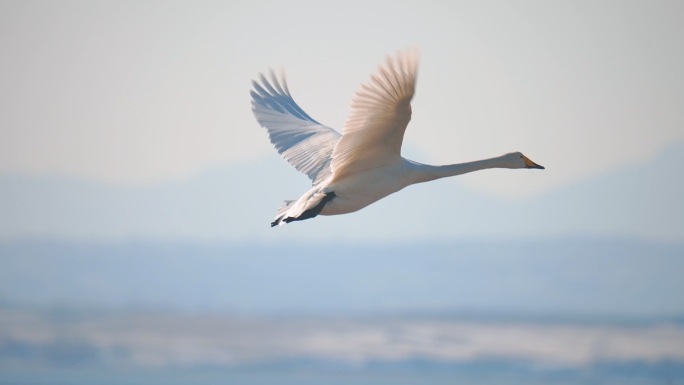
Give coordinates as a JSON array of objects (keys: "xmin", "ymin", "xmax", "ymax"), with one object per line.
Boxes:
[{"xmin": 251, "ymin": 49, "xmax": 544, "ymax": 227}]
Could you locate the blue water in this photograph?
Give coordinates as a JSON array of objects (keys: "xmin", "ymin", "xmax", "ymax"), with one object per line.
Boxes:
[{"xmin": 3, "ymin": 361, "xmax": 682, "ymax": 385}]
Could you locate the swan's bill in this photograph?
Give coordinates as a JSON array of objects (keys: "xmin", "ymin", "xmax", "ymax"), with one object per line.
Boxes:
[{"xmin": 523, "ymin": 155, "xmax": 545, "ymax": 170}]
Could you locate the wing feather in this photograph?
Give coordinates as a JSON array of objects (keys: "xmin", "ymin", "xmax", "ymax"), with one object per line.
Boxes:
[
  {"xmin": 251, "ymin": 71, "xmax": 341, "ymax": 186},
  {"xmin": 330, "ymin": 49, "xmax": 419, "ymax": 179}
]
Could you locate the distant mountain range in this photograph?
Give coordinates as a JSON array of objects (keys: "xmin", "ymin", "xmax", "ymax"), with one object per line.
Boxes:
[
  {"xmin": 1, "ymin": 144, "xmax": 682, "ymax": 242},
  {"xmin": 1, "ymin": 238, "xmax": 683, "ymax": 317}
]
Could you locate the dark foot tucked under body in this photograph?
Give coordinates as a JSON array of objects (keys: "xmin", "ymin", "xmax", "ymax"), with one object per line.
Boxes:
[{"xmin": 270, "ymin": 192, "xmax": 336, "ymax": 227}]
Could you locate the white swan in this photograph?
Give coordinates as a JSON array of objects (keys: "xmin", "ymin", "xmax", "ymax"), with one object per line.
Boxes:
[{"xmin": 251, "ymin": 49, "xmax": 544, "ymax": 227}]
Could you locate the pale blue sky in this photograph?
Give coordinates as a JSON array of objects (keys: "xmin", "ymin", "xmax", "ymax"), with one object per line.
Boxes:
[{"xmin": 1, "ymin": 0, "xmax": 682, "ymax": 198}]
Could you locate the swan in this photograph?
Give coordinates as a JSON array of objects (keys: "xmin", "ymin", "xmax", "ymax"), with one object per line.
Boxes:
[{"xmin": 251, "ymin": 49, "xmax": 544, "ymax": 227}]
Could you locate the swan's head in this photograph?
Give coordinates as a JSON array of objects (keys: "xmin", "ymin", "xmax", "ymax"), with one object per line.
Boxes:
[{"xmin": 504, "ymin": 152, "xmax": 545, "ymax": 170}]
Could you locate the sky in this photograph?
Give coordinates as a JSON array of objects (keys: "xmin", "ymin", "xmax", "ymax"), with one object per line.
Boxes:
[{"xmin": 1, "ymin": 0, "xmax": 683, "ymax": 198}]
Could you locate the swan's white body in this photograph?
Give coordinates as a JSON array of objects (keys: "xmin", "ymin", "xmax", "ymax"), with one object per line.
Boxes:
[{"xmin": 251, "ymin": 50, "xmax": 544, "ymax": 226}]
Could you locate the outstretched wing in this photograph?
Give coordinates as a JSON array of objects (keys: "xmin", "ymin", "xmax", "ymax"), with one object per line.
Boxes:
[
  {"xmin": 331, "ymin": 49, "xmax": 419, "ymax": 180},
  {"xmin": 251, "ymin": 71, "xmax": 341, "ymax": 186}
]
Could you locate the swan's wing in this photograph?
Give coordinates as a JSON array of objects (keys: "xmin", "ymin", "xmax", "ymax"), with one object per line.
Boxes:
[
  {"xmin": 251, "ymin": 71, "xmax": 341, "ymax": 186},
  {"xmin": 331, "ymin": 49, "xmax": 419, "ymax": 179}
]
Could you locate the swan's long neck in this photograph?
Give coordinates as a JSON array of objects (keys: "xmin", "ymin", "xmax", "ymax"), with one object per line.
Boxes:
[{"xmin": 408, "ymin": 156, "xmax": 509, "ymax": 184}]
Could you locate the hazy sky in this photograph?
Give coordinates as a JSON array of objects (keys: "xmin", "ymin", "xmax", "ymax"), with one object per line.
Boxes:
[{"xmin": 1, "ymin": 0, "xmax": 683, "ymax": 196}]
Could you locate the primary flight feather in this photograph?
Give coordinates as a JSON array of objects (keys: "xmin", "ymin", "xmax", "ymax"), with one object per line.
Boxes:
[{"xmin": 251, "ymin": 49, "xmax": 544, "ymax": 227}]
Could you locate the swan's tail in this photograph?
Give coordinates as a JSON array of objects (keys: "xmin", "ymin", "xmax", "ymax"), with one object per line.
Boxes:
[
  {"xmin": 271, "ymin": 200, "xmax": 296, "ymax": 227},
  {"xmin": 270, "ymin": 192, "xmax": 336, "ymax": 227}
]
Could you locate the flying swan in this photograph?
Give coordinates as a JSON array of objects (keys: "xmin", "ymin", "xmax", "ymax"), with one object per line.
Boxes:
[{"xmin": 251, "ymin": 49, "xmax": 544, "ymax": 227}]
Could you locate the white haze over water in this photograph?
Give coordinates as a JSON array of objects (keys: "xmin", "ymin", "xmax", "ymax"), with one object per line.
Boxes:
[{"xmin": 2, "ymin": 308, "xmax": 683, "ymax": 369}]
